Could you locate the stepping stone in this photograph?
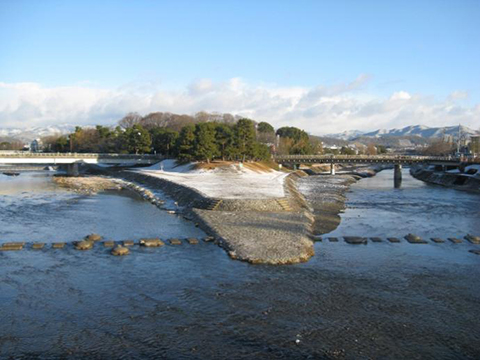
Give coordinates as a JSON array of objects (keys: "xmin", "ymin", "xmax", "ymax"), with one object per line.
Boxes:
[
  {"xmin": 344, "ymin": 236, "xmax": 367, "ymax": 244},
  {"xmin": 370, "ymin": 237, "xmax": 383, "ymax": 243},
  {"xmin": 448, "ymin": 238, "xmax": 463, "ymax": 244},
  {"xmin": 0, "ymin": 244, "xmax": 23, "ymax": 251},
  {"xmin": 203, "ymin": 236, "xmax": 215, "ymax": 242},
  {"xmin": 312, "ymin": 235, "xmax": 323, "ymax": 241},
  {"xmin": 74, "ymin": 241, "xmax": 93, "ymax": 250},
  {"xmin": 186, "ymin": 238, "xmax": 199, "ymax": 245},
  {"xmin": 123, "ymin": 240, "xmax": 135, "ymax": 247},
  {"xmin": 32, "ymin": 243, "xmax": 45, "ymax": 249},
  {"xmin": 111, "ymin": 245, "xmax": 130, "ymax": 256},
  {"xmin": 139, "ymin": 238, "xmax": 164, "ymax": 247},
  {"xmin": 169, "ymin": 238, "xmax": 182, "ymax": 245},
  {"xmin": 387, "ymin": 237, "xmax": 401, "ymax": 243},
  {"xmin": 465, "ymin": 234, "xmax": 480, "ymax": 244},
  {"xmin": 84, "ymin": 234, "xmax": 102, "ymax": 242},
  {"xmin": 52, "ymin": 242, "xmax": 66, "ymax": 249},
  {"xmin": 328, "ymin": 237, "xmax": 339, "ymax": 242},
  {"xmin": 430, "ymin": 238, "xmax": 445, "ymax": 243},
  {"xmin": 103, "ymin": 241, "xmax": 115, "ymax": 248},
  {"xmin": 469, "ymin": 249, "xmax": 480, "ymax": 255},
  {"xmin": 3, "ymin": 242, "xmax": 25, "ymax": 247},
  {"xmin": 405, "ymin": 233, "xmax": 428, "ymax": 244}
]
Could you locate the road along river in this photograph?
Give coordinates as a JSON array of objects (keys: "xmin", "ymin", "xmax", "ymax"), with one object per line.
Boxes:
[{"xmin": 1, "ymin": 170, "xmax": 479, "ymax": 359}]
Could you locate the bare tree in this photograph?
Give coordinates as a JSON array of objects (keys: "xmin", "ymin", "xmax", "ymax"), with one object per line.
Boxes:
[{"xmin": 119, "ymin": 112, "xmax": 142, "ymax": 129}]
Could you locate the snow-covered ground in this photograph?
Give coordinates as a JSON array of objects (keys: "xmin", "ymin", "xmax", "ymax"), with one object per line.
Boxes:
[{"xmin": 134, "ymin": 160, "xmax": 288, "ymax": 199}]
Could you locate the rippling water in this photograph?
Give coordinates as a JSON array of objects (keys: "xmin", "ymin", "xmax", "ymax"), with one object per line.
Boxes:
[{"xmin": 1, "ymin": 171, "xmax": 479, "ymax": 359}]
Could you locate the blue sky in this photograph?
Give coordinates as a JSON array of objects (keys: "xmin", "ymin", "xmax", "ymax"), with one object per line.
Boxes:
[{"xmin": 0, "ymin": 0, "xmax": 479, "ymax": 133}]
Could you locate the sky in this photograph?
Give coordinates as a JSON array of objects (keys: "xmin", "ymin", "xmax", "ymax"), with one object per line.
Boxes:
[{"xmin": 0, "ymin": 0, "xmax": 479, "ymax": 134}]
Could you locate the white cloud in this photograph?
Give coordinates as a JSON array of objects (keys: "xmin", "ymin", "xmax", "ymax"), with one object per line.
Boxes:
[{"xmin": 0, "ymin": 78, "xmax": 478, "ymax": 134}]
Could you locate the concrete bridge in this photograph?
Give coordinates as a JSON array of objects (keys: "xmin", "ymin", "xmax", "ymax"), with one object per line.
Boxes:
[
  {"xmin": 274, "ymin": 154, "xmax": 478, "ymax": 186},
  {"xmin": 0, "ymin": 152, "xmax": 163, "ymax": 175}
]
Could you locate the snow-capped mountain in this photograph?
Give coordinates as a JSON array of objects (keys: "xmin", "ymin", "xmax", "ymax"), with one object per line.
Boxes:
[
  {"xmin": 0, "ymin": 125, "xmax": 77, "ymax": 141},
  {"xmin": 325, "ymin": 125, "xmax": 479, "ymax": 140},
  {"xmin": 362, "ymin": 125, "xmax": 479, "ymax": 139},
  {"xmin": 324, "ymin": 129, "xmax": 365, "ymax": 140}
]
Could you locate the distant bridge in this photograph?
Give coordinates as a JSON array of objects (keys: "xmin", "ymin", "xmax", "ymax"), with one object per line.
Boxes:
[
  {"xmin": 274, "ymin": 154, "xmax": 479, "ymax": 186},
  {"xmin": 0, "ymin": 152, "xmax": 163, "ymax": 175}
]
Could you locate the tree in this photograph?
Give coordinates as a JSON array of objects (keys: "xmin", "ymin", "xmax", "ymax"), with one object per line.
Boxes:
[
  {"xmin": 176, "ymin": 124, "xmax": 196, "ymax": 161},
  {"xmin": 366, "ymin": 144, "xmax": 377, "ymax": 155},
  {"xmin": 150, "ymin": 128, "xmax": 179, "ymax": 156},
  {"xmin": 234, "ymin": 118, "xmax": 257, "ymax": 161},
  {"xmin": 123, "ymin": 124, "xmax": 152, "ymax": 154},
  {"xmin": 194, "ymin": 122, "xmax": 219, "ymax": 162},
  {"xmin": 257, "ymin": 122, "xmax": 275, "ymax": 134},
  {"xmin": 215, "ymin": 123, "xmax": 234, "ymax": 160},
  {"xmin": 119, "ymin": 112, "xmax": 142, "ymax": 129},
  {"xmin": 423, "ymin": 139, "xmax": 455, "ymax": 156}
]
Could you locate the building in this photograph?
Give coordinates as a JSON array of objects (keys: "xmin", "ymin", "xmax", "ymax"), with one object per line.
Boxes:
[
  {"xmin": 30, "ymin": 138, "xmax": 43, "ymax": 152},
  {"xmin": 470, "ymin": 135, "xmax": 480, "ymax": 156}
]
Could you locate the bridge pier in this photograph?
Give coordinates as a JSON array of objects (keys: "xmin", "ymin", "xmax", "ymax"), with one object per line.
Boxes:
[
  {"xmin": 330, "ymin": 163, "xmax": 336, "ymax": 175},
  {"xmin": 394, "ymin": 164, "xmax": 402, "ymax": 188},
  {"xmin": 66, "ymin": 163, "xmax": 79, "ymax": 176}
]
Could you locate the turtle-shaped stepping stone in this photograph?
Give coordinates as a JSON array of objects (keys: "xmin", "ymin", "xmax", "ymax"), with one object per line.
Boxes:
[
  {"xmin": 169, "ymin": 238, "xmax": 182, "ymax": 245},
  {"xmin": 74, "ymin": 240, "xmax": 94, "ymax": 250},
  {"xmin": 111, "ymin": 245, "xmax": 130, "ymax": 256},
  {"xmin": 344, "ymin": 236, "xmax": 367, "ymax": 244},
  {"xmin": 139, "ymin": 238, "xmax": 164, "ymax": 247},
  {"xmin": 123, "ymin": 240, "xmax": 135, "ymax": 247},
  {"xmin": 186, "ymin": 238, "xmax": 199, "ymax": 245},
  {"xmin": 103, "ymin": 241, "xmax": 115, "ymax": 248},
  {"xmin": 405, "ymin": 233, "xmax": 427, "ymax": 244},
  {"xmin": 85, "ymin": 234, "xmax": 102, "ymax": 242},
  {"xmin": 52, "ymin": 242, "xmax": 66, "ymax": 249},
  {"xmin": 465, "ymin": 234, "xmax": 480, "ymax": 244}
]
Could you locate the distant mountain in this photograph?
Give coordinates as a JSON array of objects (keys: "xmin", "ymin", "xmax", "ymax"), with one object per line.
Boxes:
[
  {"xmin": 362, "ymin": 125, "xmax": 479, "ymax": 139},
  {"xmin": 324, "ymin": 129, "xmax": 365, "ymax": 140},
  {"xmin": 0, "ymin": 125, "xmax": 76, "ymax": 142}
]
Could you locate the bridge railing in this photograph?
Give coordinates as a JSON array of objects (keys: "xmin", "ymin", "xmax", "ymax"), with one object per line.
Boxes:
[
  {"xmin": 273, "ymin": 154, "xmax": 463, "ymax": 162},
  {"xmin": 0, "ymin": 152, "xmax": 164, "ymax": 159}
]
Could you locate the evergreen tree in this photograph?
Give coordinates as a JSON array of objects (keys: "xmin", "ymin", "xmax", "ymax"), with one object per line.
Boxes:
[
  {"xmin": 234, "ymin": 118, "xmax": 257, "ymax": 161},
  {"xmin": 215, "ymin": 123, "xmax": 234, "ymax": 160},
  {"xmin": 194, "ymin": 122, "xmax": 219, "ymax": 163},
  {"xmin": 150, "ymin": 128, "xmax": 179, "ymax": 156},
  {"xmin": 123, "ymin": 124, "xmax": 152, "ymax": 154},
  {"xmin": 176, "ymin": 124, "xmax": 196, "ymax": 161}
]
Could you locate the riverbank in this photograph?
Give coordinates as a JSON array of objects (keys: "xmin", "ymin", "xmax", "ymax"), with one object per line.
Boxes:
[{"xmin": 410, "ymin": 164, "xmax": 480, "ymax": 192}]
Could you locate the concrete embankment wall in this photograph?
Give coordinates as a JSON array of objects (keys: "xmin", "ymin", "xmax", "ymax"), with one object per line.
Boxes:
[{"xmin": 410, "ymin": 166, "xmax": 480, "ymax": 192}]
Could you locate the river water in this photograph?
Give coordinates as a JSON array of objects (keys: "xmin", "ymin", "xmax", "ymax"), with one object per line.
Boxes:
[{"xmin": 1, "ymin": 171, "xmax": 479, "ymax": 359}]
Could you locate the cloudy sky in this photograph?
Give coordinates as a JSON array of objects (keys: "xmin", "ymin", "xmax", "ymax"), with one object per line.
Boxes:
[{"xmin": 0, "ymin": 0, "xmax": 479, "ymax": 134}]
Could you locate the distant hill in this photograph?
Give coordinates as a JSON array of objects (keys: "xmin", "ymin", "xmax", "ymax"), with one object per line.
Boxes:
[
  {"xmin": 325, "ymin": 125, "xmax": 479, "ymax": 141},
  {"xmin": 0, "ymin": 125, "xmax": 76, "ymax": 142}
]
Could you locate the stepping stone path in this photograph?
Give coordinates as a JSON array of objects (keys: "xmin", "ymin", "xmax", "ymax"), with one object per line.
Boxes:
[
  {"xmin": 85, "ymin": 234, "xmax": 102, "ymax": 242},
  {"xmin": 169, "ymin": 238, "xmax": 182, "ymax": 245},
  {"xmin": 32, "ymin": 243, "xmax": 45, "ymax": 249},
  {"xmin": 448, "ymin": 238, "xmax": 463, "ymax": 244},
  {"xmin": 203, "ymin": 236, "xmax": 215, "ymax": 242},
  {"xmin": 52, "ymin": 242, "xmax": 66, "ymax": 249},
  {"xmin": 370, "ymin": 237, "xmax": 383, "ymax": 242},
  {"xmin": 103, "ymin": 241, "xmax": 115, "ymax": 248},
  {"xmin": 186, "ymin": 238, "xmax": 199, "ymax": 245},
  {"xmin": 123, "ymin": 240, "xmax": 135, "ymax": 247},
  {"xmin": 387, "ymin": 237, "xmax": 401, "ymax": 243},
  {"xmin": 328, "ymin": 237, "xmax": 339, "ymax": 242},
  {"xmin": 431, "ymin": 238, "xmax": 445, "ymax": 243}
]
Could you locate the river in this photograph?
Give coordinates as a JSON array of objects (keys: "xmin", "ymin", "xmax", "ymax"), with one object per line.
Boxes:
[{"xmin": 1, "ymin": 170, "xmax": 479, "ymax": 359}]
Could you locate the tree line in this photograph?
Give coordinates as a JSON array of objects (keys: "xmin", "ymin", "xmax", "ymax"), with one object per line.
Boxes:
[{"xmin": 42, "ymin": 111, "xmax": 321, "ymax": 162}]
